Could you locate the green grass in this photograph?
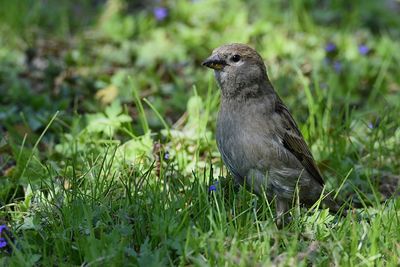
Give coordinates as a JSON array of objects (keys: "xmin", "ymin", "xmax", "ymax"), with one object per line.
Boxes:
[{"xmin": 1, "ymin": 0, "xmax": 400, "ymax": 266}]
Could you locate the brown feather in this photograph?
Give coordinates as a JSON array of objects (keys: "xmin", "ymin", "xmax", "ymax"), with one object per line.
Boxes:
[{"xmin": 275, "ymin": 99, "xmax": 325, "ymax": 186}]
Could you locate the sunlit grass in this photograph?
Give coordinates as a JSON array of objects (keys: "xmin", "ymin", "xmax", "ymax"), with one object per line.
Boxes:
[{"xmin": 1, "ymin": 0, "xmax": 400, "ymax": 266}]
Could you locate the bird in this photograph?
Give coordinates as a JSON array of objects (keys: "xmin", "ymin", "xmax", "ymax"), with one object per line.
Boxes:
[{"xmin": 202, "ymin": 43, "xmax": 341, "ymax": 226}]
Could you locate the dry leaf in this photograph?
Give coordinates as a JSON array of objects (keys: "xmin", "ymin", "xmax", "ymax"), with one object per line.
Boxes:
[{"xmin": 95, "ymin": 85, "xmax": 119, "ymax": 104}]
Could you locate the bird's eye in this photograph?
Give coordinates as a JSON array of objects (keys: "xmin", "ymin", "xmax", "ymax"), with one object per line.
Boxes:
[{"xmin": 231, "ymin": 54, "xmax": 241, "ymax": 62}]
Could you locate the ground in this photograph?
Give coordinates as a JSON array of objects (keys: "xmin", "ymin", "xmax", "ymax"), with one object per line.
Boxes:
[{"xmin": 0, "ymin": 0, "xmax": 400, "ymax": 266}]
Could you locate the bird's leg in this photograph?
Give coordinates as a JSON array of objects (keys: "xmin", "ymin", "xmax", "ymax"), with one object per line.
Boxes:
[{"xmin": 275, "ymin": 198, "xmax": 291, "ymax": 228}]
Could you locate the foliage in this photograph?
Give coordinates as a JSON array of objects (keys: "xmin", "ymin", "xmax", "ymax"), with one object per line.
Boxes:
[{"xmin": 1, "ymin": 0, "xmax": 400, "ymax": 265}]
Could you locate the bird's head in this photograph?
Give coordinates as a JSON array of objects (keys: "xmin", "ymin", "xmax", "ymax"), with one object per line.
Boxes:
[{"xmin": 202, "ymin": 43, "xmax": 269, "ymax": 98}]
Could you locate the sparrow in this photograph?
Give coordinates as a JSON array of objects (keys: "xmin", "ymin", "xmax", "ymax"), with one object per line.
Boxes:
[{"xmin": 202, "ymin": 43, "xmax": 340, "ymax": 225}]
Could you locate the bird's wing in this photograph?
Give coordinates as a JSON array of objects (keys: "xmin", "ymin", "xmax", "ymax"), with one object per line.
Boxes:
[{"xmin": 275, "ymin": 98, "xmax": 325, "ymax": 186}]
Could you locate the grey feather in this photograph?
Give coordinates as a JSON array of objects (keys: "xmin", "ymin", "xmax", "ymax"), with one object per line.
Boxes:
[{"xmin": 203, "ymin": 43, "xmax": 340, "ymax": 222}]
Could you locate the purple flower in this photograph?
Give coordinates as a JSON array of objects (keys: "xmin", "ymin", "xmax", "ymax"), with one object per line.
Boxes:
[
  {"xmin": 153, "ymin": 7, "xmax": 168, "ymax": 21},
  {"xmin": 164, "ymin": 151, "xmax": 170, "ymax": 160},
  {"xmin": 0, "ymin": 225, "xmax": 8, "ymax": 248},
  {"xmin": 209, "ymin": 180, "xmax": 219, "ymax": 192},
  {"xmin": 368, "ymin": 118, "xmax": 380, "ymax": 129},
  {"xmin": 358, "ymin": 44, "xmax": 369, "ymax": 55},
  {"xmin": 333, "ymin": 61, "xmax": 342, "ymax": 73},
  {"xmin": 325, "ymin": 42, "xmax": 337, "ymax": 53},
  {"xmin": 0, "ymin": 238, "xmax": 6, "ymax": 248}
]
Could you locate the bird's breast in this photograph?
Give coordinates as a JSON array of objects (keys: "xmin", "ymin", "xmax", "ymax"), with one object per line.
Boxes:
[{"xmin": 216, "ymin": 104, "xmax": 278, "ymax": 177}]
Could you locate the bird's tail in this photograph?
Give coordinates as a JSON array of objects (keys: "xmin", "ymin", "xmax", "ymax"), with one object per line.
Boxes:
[{"xmin": 323, "ymin": 194, "xmax": 371, "ymax": 216}]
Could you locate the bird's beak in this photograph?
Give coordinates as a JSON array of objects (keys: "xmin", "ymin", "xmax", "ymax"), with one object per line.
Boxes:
[{"xmin": 202, "ymin": 54, "xmax": 226, "ymax": 70}]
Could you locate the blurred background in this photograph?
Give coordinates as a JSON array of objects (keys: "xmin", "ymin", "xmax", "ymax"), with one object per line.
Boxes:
[{"xmin": 1, "ymin": 0, "xmax": 400, "ymax": 265}]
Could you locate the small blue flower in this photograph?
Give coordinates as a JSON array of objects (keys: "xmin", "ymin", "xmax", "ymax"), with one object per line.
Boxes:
[
  {"xmin": 325, "ymin": 42, "xmax": 337, "ymax": 53},
  {"xmin": 368, "ymin": 122, "xmax": 374, "ymax": 129},
  {"xmin": 358, "ymin": 44, "xmax": 369, "ymax": 55},
  {"xmin": 333, "ymin": 61, "xmax": 342, "ymax": 73},
  {"xmin": 0, "ymin": 225, "xmax": 8, "ymax": 249},
  {"xmin": 164, "ymin": 151, "xmax": 170, "ymax": 160},
  {"xmin": 153, "ymin": 7, "xmax": 168, "ymax": 21},
  {"xmin": 209, "ymin": 179, "xmax": 220, "ymax": 192},
  {"xmin": 0, "ymin": 238, "xmax": 6, "ymax": 248}
]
